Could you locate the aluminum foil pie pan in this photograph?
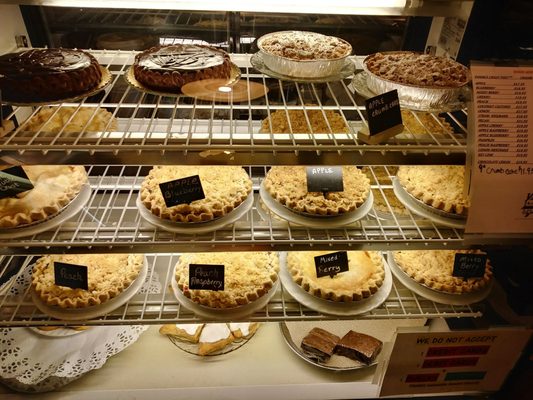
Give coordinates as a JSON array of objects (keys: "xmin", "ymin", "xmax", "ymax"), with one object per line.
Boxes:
[
  {"xmin": 361, "ymin": 52, "xmax": 471, "ymax": 110},
  {"xmin": 257, "ymin": 31, "xmax": 352, "ymax": 79}
]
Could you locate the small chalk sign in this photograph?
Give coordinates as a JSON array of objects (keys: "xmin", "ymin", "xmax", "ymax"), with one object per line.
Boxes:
[
  {"xmin": 314, "ymin": 251, "xmax": 349, "ymax": 278},
  {"xmin": 358, "ymin": 89, "xmax": 404, "ymax": 144},
  {"xmin": 452, "ymin": 253, "xmax": 488, "ymax": 279},
  {"xmin": 54, "ymin": 262, "xmax": 88, "ymax": 290},
  {"xmin": 306, "ymin": 166, "xmax": 344, "ymax": 193},
  {"xmin": 159, "ymin": 175, "xmax": 205, "ymax": 208},
  {"xmin": 189, "ymin": 264, "xmax": 225, "ymax": 291},
  {"xmin": 0, "ymin": 166, "xmax": 34, "ymax": 200}
]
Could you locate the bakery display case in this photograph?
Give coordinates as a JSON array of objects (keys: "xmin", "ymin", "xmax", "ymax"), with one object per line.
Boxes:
[{"xmin": 1, "ymin": 0, "xmax": 532, "ymax": 398}]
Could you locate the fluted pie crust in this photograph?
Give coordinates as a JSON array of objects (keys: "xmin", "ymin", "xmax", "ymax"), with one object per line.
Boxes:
[
  {"xmin": 397, "ymin": 165, "xmax": 469, "ymax": 216},
  {"xmin": 140, "ymin": 166, "xmax": 252, "ymax": 223},
  {"xmin": 31, "ymin": 254, "xmax": 144, "ymax": 308},
  {"xmin": 286, "ymin": 251, "xmax": 385, "ymax": 302},
  {"xmin": 263, "ymin": 166, "xmax": 370, "ymax": 216},
  {"xmin": 175, "ymin": 252, "xmax": 279, "ymax": 308},
  {"xmin": 0, "ymin": 165, "xmax": 87, "ymax": 228},
  {"xmin": 392, "ymin": 250, "xmax": 493, "ymax": 294}
]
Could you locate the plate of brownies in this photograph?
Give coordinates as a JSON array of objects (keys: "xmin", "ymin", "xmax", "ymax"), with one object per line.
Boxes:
[{"xmin": 280, "ymin": 322, "xmax": 383, "ymax": 370}]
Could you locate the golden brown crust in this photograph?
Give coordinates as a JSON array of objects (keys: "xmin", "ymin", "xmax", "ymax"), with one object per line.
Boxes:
[
  {"xmin": 260, "ymin": 109, "xmax": 349, "ymax": 134},
  {"xmin": 286, "ymin": 251, "xmax": 385, "ymax": 302},
  {"xmin": 175, "ymin": 252, "xmax": 279, "ymax": 308},
  {"xmin": 140, "ymin": 166, "xmax": 252, "ymax": 223},
  {"xmin": 31, "ymin": 254, "xmax": 144, "ymax": 309},
  {"xmin": 392, "ymin": 250, "xmax": 493, "ymax": 294},
  {"xmin": 159, "ymin": 323, "xmax": 204, "ymax": 343},
  {"xmin": 400, "ymin": 110, "xmax": 454, "ymax": 137},
  {"xmin": 372, "ymin": 188, "xmax": 409, "ymax": 216},
  {"xmin": 263, "ymin": 166, "xmax": 370, "ymax": 216},
  {"xmin": 0, "ymin": 165, "xmax": 87, "ymax": 228},
  {"xmin": 397, "ymin": 165, "xmax": 469, "ymax": 216}
]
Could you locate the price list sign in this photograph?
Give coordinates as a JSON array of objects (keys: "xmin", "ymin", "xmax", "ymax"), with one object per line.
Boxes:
[
  {"xmin": 380, "ymin": 329, "xmax": 532, "ymax": 397},
  {"xmin": 466, "ymin": 63, "xmax": 533, "ymax": 233}
]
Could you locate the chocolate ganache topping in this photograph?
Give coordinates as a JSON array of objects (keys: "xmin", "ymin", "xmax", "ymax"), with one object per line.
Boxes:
[{"xmin": 137, "ymin": 45, "xmax": 226, "ymax": 71}]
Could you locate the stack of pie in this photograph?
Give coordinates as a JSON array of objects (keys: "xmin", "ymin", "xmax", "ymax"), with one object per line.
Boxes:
[
  {"xmin": 392, "ymin": 250, "xmax": 493, "ymax": 294},
  {"xmin": 0, "ymin": 165, "xmax": 87, "ymax": 228},
  {"xmin": 140, "ymin": 166, "xmax": 252, "ymax": 223},
  {"xmin": 31, "ymin": 254, "xmax": 144, "ymax": 308},
  {"xmin": 396, "ymin": 165, "xmax": 469, "ymax": 216},
  {"xmin": 286, "ymin": 251, "xmax": 385, "ymax": 302},
  {"xmin": 174, "ymin": 252, "xmax": 279, "ymax": 308},
  {"xmin": 263, "ymin": 166, "xmax": 370, "ymax": 216}
]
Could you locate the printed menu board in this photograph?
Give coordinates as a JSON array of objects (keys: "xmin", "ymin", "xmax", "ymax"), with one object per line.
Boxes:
[
  {"xmin": 466, "ymin": 63, "xmax": 533, "ymax": 233},
  {"xmin": 380, "ymin": 329, "xmax": 532, "ymax": 396}
]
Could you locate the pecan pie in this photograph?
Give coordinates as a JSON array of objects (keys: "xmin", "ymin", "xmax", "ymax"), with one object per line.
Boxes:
[
  {"xmin": 286, "ymin": 251, "xmax": 385, "ymax": 302},
  {"xmin": 175, "ymin": 252, "xmax": 279, "ymax": 308},
  {"xmin": 396, "ymin": 165, "xmax": 469, "ymax": 216},
  {"xmin": 31, "ymin": 254, "xmax": 144, "ymax": 308},
  {"xmin": 140, "ymin": 166, "xmax": 252, "ymax": 223},
  {"xmin": 392, "ymin": 250, "xmax": 493, "ymax": 293},
  {"xmin": 263, "ymin": 166, "xmax": 370, "ymax": 216},
  {"xmin": 0, "ymin": 165, "xmax": 87, "ymax": 228}
]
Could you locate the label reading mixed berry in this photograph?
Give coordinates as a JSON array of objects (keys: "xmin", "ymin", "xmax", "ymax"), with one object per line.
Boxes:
[
  {"xmin": 314, "ymin": 251, "xmax": 349, "ymax": 278},
  {"xmin": 159, "ymin": 174, "xmax": 205, "ymax": 207},
  {"xmin": 452, "ymin": 253, "xmax": 487, "ymax": 278}
]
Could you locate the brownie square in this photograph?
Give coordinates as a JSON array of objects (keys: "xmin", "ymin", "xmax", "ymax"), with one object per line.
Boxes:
[
  {"xmin": 301, "ymin": 327, "xmax": 340, "ymax": 362},
  {"xmin": 335, "ymin": 330, "xmax": 382, "ymax": 364}
]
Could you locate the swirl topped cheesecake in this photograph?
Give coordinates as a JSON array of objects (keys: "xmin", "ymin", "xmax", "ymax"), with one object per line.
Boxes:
[{"xmin": 133, "ymin": 44, "xmax": 232, "ymax": 92}]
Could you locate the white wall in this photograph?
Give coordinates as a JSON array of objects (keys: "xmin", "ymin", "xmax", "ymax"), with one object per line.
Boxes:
[{"xmin": 0, "ymin": 4, "xmax": 30, "ymax": 54}]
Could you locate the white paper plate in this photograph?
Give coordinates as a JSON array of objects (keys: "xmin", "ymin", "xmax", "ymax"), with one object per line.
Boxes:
[
  {"xmin": 28, "ymin": 327, "xmax": 90, "ymax": 337},
  {"xmin": 278, "ymin": 252, "xmax": 392, "ymax": 316},
  {"xmin": 391, "ymin": 178, "xmax": 466, "ymax": 229},
  {"xmin": 136, "ymin": 192, "xmax": 253, "ymax": 234},
  {"xmin": 30, "ymin": 256, "xmax": 148, "ymax": 321},
  {"xmin": 259, "ymin": 182, "xmax": 373, "ymax": 228},
  {"xmin": 171, "ymin": 263, "xmax": 280, "ymax": 320},
  {"xmin": 386, "ymin": 251, "xmax": 493, "ymax": 305},
  {"xmin": 0, "ymin": 184, "xmax": 92, "ymax": 239}
]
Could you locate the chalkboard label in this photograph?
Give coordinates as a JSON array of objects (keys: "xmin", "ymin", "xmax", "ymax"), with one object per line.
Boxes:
[
  {"xmin": 0, "ymin": 166, "xmax": 34, "ymax": 200},
  {"xmin": 306, "ymin": 166, "xmax": 344, "ymax": 193},
  {"xmin": 189, "ymin": 264, "xmax": 225, "ymax": 291},
  {"xmin": 365, "ymin": 90, "xmax": 402, "ymax": 135},
  {"xmin": 54, "ymin": 262, "xmax": 88, "ymax": 290},
  {"xmin": 314, "ymin": 251, "xmax": 349, "ymax": 278},
  {"xmin": 452, "ymin": 253, "xmax": 487, "ymax": 278},
  {"xmin": 159, "ymin": 175, "xmax": 205, "ymax": 207}
]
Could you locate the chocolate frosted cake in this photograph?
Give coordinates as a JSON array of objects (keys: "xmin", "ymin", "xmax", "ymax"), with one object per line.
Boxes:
[
  {"xmin": 133, "ymin": 44, "xmax": 232, "ymax": 92},
  {"xmin": 301, "ymin": 327, "xmax": 340, "ymax": 362},
  {"xmin": 0, "ymin": 48, "xmax": 102, "ymax": 102},
  {"xmin": 335, "ymin": 330, "xmax": 382, "ymax": 364}
]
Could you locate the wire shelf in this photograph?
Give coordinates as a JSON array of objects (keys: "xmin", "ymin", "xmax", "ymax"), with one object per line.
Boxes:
[
  {"xmin": 1, "ymin": 51, "xmax": 468, "ymax": 165},
  {"xmin": 0, "ymin": 254, "xmax": 483, "ymax": 327}
]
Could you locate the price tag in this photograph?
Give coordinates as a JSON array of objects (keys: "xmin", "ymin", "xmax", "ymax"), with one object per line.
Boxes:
[
  {"xmin": 452, "ymin": 253, "xmax": 487, "ymax": 278},
  {"xmin": 54, "ymin": 262, "xmax": 88, "ymax": 290},
  {"xmin": 158, "ymin": 175, "xmax": 205, "ymax": 208},
  {"xmin": 314, "ymin": 251, "xmax": 349, "ymax": 278},
  {"xmin": 0, "ymin": 166, "xmax": 34, "ymax": 200},
  {"xmin": 358, "ymin": 90, "xmax": 404, "ymax": 144},
  {"xmin": 188, "ymin": 264, "xmax": 224, "ymax": 291},
  {"xmin": 306, "ymin": 166, "xmax": 343, "ymax": 193}
]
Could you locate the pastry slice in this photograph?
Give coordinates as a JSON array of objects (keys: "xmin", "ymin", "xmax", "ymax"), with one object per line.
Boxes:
[
  {"xmin": 335, "ymin": 330, "xmax": 382, "ymax": 364},
  {"xmin": 228, "ymin": 322, "xmax": 260, "ymax": 339},
  {"xmin": 197, "ymin": 323, "xmax": 234, "ymax": 356},
  {"xmin": 301, "ymin": 327, "xmax": 340, "ymax": 363},
  {"xmin": 159, "ymin": 323, "xmax": 204, "ymax": 343}
]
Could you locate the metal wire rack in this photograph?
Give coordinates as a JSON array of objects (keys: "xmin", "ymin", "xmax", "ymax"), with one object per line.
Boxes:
[
  {"xmin": 0, "ymin": 165, "xmax": 467, "ymax": 254},
  {"xmin": 0, "ymin": 254, "xmax": 482, "ymax": 327},
  {"xmin": 1, "ymin": 51, "xmax": 468, "ymax": 165}
]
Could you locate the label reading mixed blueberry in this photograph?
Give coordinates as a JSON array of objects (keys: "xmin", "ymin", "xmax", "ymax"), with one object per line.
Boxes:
[
  {"xmin": 0, "ymin": 166, "xmax": 34, "ymax": 200},
  {"xmin": 158, "ymin": 174, "xmax": 205, "ymax": 207},
  {"xmin": 306, "ymin": 166, "xmax": 344, "ymax": 193},
  {"xmin": 365, "ymin": 90, "xmax": 402, "ymax": 136},
  {"xmin": 314, "ymin": 251, "xmax": 349, "ymax": 278},
  {"xmin": 54, "ymin": 262, "xmax": 88, "ymax": 290},
  {"xmin": 189, "ymin": 264, "xmax": 225, "ymax": 291},
  {"xmin": 452, "ymin": 253, "xmax": 487, "ymax": 279}
]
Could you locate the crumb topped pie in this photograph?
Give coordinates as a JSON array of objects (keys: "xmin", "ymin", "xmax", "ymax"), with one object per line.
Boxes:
[
  {"xmin": 140, "ymin": 166, "xmax": 252, "ymax": 223},
  {"xmin": 31, "ymin": 254, "xmax": 144, "ymax": 308},
  {"xmin": 392, "ymin": 250, "xmax": 493, "ymax": 294},
  {"xmin": 260, "ymin": 108, "xmax": 349, "ymax": 134},
  {"xmin": 397, "ymin": 165, "xmax": 469, "ymax": 216},
  {"xmin": 286, "ymin": 251, "xmax": 385, "ymax": 302},
  {"xmin": 175, "ymin": 252, "xmax": 279, "ymax": 308},
  {"xmin": 263, "ymin": 166, "xmax": 370, "ymax": 216},
  {"xmin": 0, "ymin": 165, "xmax": 87, "ymax": 228}
]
